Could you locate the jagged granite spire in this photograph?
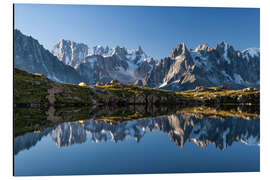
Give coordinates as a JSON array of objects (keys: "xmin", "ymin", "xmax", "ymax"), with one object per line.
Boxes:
[
  {"xmin": 142, "ymin": 41, "xmax": 260, "ymax": 91},
  {"xmin": 170, "ymin": 42, "xmax": 189, "ymax": 58},
  {"xmin": 52, "ymin": 39, "xmax": 89, "ymax": 68},
  {"xmin": 194, "ymin": 43, "xmax": 212, "ymax": 52}
]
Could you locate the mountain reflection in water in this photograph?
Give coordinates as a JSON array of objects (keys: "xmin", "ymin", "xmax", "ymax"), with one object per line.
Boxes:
[{"xmin": 14, "ymin": 107, "xmax": 259, "ymax": 155}]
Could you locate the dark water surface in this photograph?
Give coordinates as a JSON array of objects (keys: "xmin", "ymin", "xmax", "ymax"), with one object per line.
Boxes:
[{"xmin": 14, "ymin": 106, "xmax": 260, "ymax": 176}]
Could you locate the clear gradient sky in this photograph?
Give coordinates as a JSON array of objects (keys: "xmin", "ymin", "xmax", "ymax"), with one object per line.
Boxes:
[{"xmin": 14, "ymin": 4, "xmax": 260, "ymax": 59}]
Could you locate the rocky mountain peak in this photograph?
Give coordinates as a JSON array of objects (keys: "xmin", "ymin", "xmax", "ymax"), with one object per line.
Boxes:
[
  {"xmin": 92, "ymin": 45, "xmax": 111, "ymax": 56},
  {"xmin": 216, "ymin": 41, "xmax": 233, "ymax": 53},
  {"xmin": 170, "ymin": 42, "xmax": 189, "ymax": 58},
  {"xmin": 142, "ymin": 41, "xmax": 260, "ymax": 91},
  {"xmin": 194, "ymin": 43, "xmax": 212, "ymax": 52},
  {"xmin": 112, "ymin": 46, "xmax": 128, "ymax": 57},
  {"xmin": 242, "ymin": 48, "xmax": 260, "ymax": 59},
  {"xmin": 14, "ymin": 30, "xmax": 82, "ymax": 84},
  {"xmin": 136, "ymin": 46, "xmax": 144, "ymax": 55},
  {"xmin": 52, "ymin": 39, "xmax": 89, "ymax": 67},
  {"xmin": 59, "ymin": 39, "xmax": 71, "ymax": 46},
  {"xmin": 215, "ymin": 41, "xmax": 238, "ymax": 63}
]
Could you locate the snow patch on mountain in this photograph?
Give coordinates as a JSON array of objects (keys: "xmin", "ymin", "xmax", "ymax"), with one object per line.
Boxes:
[
  {"xmin": 190, "ymin": 50, "xmax": 212, "ymax": 71},
  {"xmin": 223, "ymin": 42, "xmax": 231, "ymax": 64},
  {"xmin": 221, "ymin": 71, "xmax": 232, "ymax": 80},
  {"xmin": 159, "ymin": 81, "xmax": 168, "ymax": 88},
  {"xmin": 87, "ymin": 45, "xmax": 152, "ymax": 64},
  {"xmin": 242, "ymin": 48, "xmax": 260, "ymax": 60},
  {"xmin": 233, "ymin": 73, "xmax": 245, "ymax": 84}
]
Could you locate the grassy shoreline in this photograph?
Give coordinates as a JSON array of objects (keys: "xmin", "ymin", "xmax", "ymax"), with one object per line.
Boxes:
[
  {"xmin": 14, "ymin": 68, "xmax": 260, "ymax": 107},
  {"xmin": 14, "ymin": 104, "xmax": 260, "ymax": 137}
]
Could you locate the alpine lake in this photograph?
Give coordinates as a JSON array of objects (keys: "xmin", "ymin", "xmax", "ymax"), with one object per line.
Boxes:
[{"xmin": 14, "ymin": 104, "xmax": 260, "ymax": 176}]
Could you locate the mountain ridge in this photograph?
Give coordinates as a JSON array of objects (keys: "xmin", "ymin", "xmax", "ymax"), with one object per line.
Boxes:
[
  {"xmin": 14, "ymin": 29, "xmax": 82, "ymax": 84},
  {"xmin": 142, "ymin": 41, "xmax": 260, "ymax": 91},
  {"xmin": 14, "ymin": 29, "xmax": 260, "ymax": 91},
  {"xmin": 52, "ymin": 39, "xmax": 156, "ymax": 84}
]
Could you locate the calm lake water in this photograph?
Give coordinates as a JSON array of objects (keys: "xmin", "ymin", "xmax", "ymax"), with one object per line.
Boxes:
[{"xmin": 14, "ymin": 107, "xmax": 260, "ymax": 176}]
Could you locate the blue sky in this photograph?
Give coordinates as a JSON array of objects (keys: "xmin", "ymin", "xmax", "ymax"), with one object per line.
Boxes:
[{"xmin": 14, "ymin": 4, "xmax": 260, "ymax": 59}]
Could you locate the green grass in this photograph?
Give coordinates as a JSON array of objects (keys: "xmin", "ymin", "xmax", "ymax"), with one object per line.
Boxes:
[
  {"xmin": 54, "ymin": 84, "xmax": 92, "ymax": 105},
  {"xmin": 14, "ymin": 68, "xmax": 92, "ymax": 105},
  {"xmin": 14, "ymin": 106, "xmax": 95, "ymax": 137},
  {"xmin": 14, "ymin": 68, "xmax": 52, "ymax": 104},
  {"xmin": 14, "ymin": 107, "xmax": 49, "ymax": 136},
  {"xmin": 97, "ymin": 84, "xmax": 175, "ymax": 103},
  {"xmin": 176, "ymin": 89, "xmax": 259, "ymax": 104}
]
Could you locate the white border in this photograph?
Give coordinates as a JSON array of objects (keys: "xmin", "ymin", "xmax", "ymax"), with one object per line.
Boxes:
[
  {"xmin": 8, "ymin": 0, "xmax": 262, "ymax": 8},
  {"xmin": 1, "ymin": 0, "xmax": 269, "ymax": 180}
]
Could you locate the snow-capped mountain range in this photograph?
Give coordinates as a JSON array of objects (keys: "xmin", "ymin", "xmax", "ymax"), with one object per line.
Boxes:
[
  {"xmin": 52, "ymin": 40, "xmax": 154, "ymax": 68},
  {"xmin": 52, "ymin": 39, "xmax": 155, "ymax": 84},
  {"xmin": 141, "ymin": 42, "xmax": 260, "ymax": 90},
  {"xmin": 14, "ymin": 29, "xmax": 260, "ymax": 91}
]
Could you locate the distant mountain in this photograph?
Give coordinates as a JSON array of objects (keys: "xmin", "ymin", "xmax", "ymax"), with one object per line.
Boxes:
[
  {"xmin": 51, "ymin": 39, "xmax": 88, "ymax": 68},
  {"xmin": 52, "ymin": 40, "xmax": 156, "ymax": 84},
  {"xmin": 14, "ymin": 30, "xmax": 82, "ymax": 84},
  {"xmin": 15, "ymin": 29, "xmax": 260, "ymax": 90},
  {"xmin": 142, "ymin": 42, "xmax": 260, "ymax": 91}
]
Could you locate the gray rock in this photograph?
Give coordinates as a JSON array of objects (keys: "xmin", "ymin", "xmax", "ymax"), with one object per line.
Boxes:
[
  {"xmin": 141, "ymin": 42, "xmax": 260, "ymax": 91},
  {"xmin": 14, "ymin": 29, "xmax": 82, "ymax": 84},
  {"xmin": 52, "ymin": 39, "xmax": 89, "ymax": 68}
]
